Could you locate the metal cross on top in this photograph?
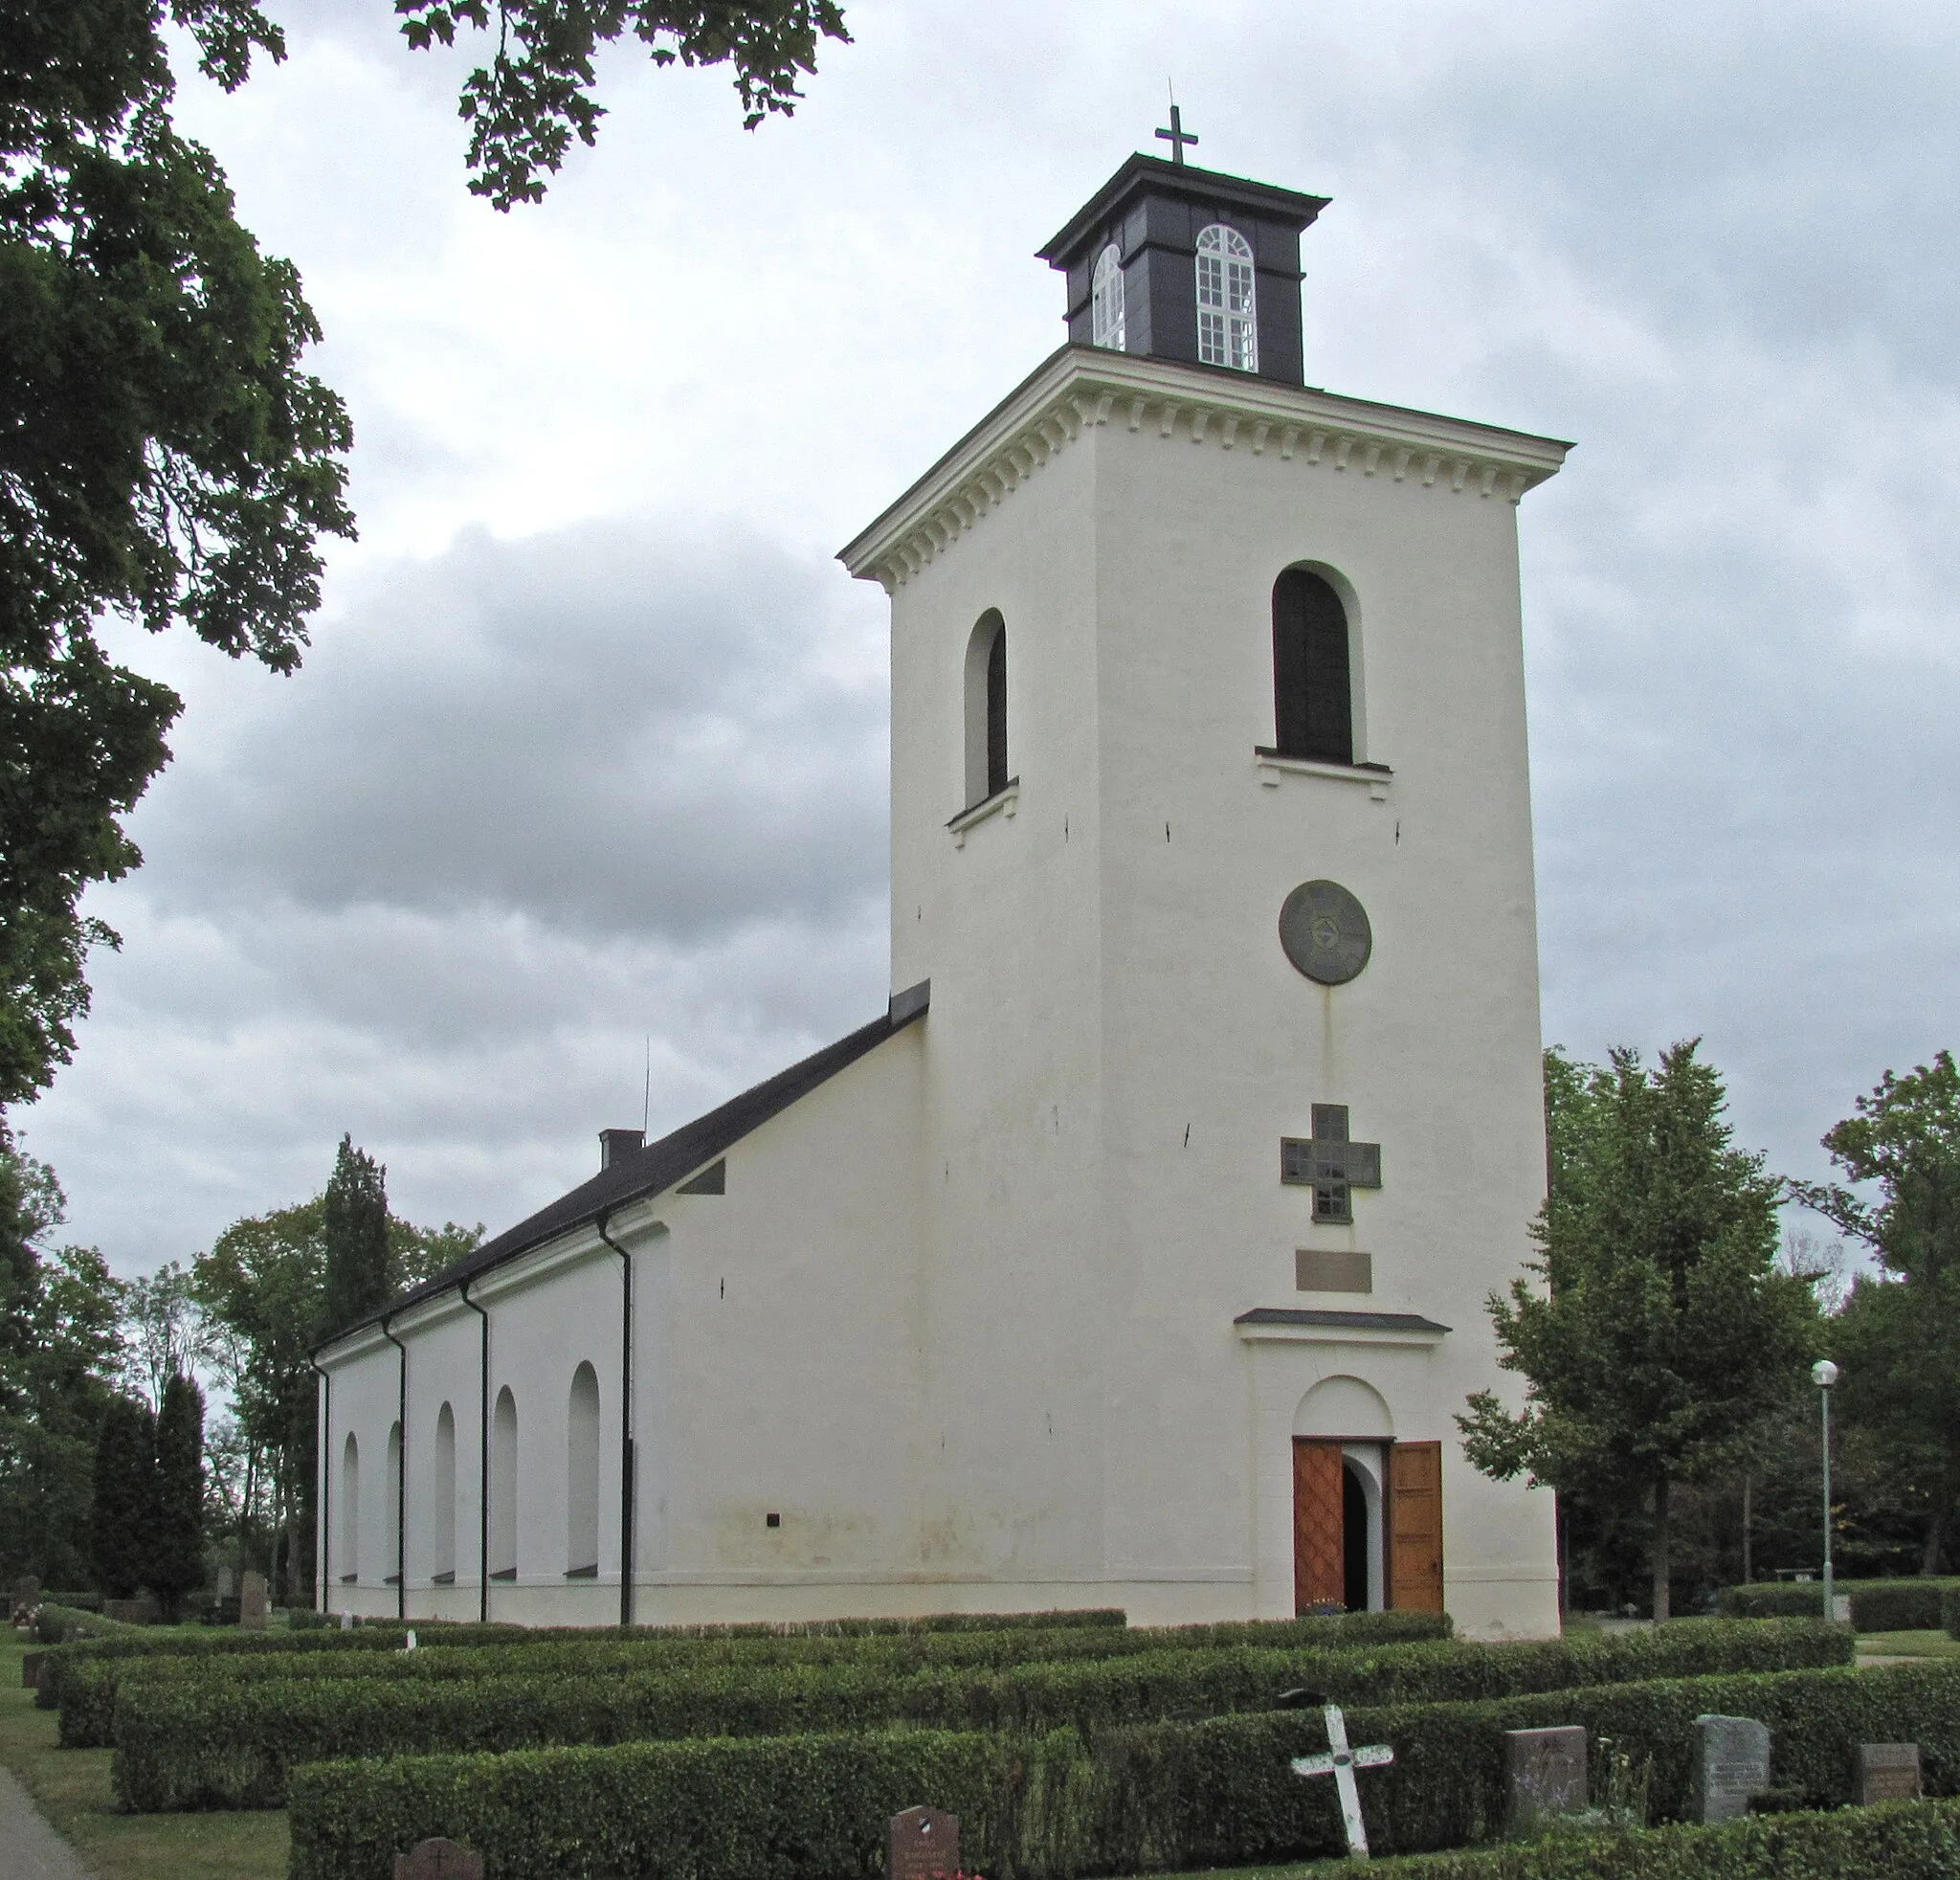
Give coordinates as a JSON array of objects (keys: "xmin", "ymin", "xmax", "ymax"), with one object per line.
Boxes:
[
  {"xmin": 1292, "ymin": 1702, "xmax": 1396, "ymax": 1860},
  {"xmin": 1155, "ymin": 103, "xmax": 1199, "ymax": 166},
  {"xmin": 1281, "ymin": 1105, "xmax": 1383, "ymax": 1223}
]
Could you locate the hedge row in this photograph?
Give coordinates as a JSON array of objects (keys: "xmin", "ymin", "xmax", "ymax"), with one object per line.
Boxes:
[
  {"xmin": 33, "ymin": 1603, "xmax": 142, "ymax": 1646},
  {"xmin": 110, "ymin": 1620, "xmax": 1850, "ymax": 1810},
  {"xmin": 1367, "ymin": 1800, "xmax": 1960, "ymax": 1880},
  {"xmin": 56, "ymin": 1609, "xmax": 1449, "ymax": 1746},
  {"xmin": 1718, "ymin": 1577, "xmax": 1958, "ymax": 1630},
  {"xmin": 283, "ymin": 1662, "xmax": 1959, "ymax": 1880}
]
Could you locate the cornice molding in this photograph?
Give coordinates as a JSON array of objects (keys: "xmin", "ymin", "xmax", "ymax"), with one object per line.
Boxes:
[{"xmin": 837, "ymin": 347, "xmax": 1572, "ymax": 595}]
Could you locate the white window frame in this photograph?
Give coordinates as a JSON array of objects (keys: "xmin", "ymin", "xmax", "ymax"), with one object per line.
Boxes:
[
  {"xmin": 1196, "ymin": 223, "xmax": 1258, "ymax": 371},
  {"xmin": 1091, "ymin": 243, "xmax": 1125, "ymax": 350}
]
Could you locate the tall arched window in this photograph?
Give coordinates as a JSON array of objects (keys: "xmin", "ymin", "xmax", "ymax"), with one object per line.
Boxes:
[
  {"xmin": 963, "ymin": 610, "xmax": 1009, "ymax": 808},
  {"xmin": 433, "ymin": 1401, "xmax": 457, "ymax": 1582},
  {"xmin": 1196, "ymin": 223, "xmax": 1258, "ymax": 371},
  {"xmin": 491, "ymin": 1386, "xmax": 518, "ymax": 1580},
  {"xmin": 567, "ymin": 1362, "xmax": 601, "ymax": 1576},
  {"xmin": 1272, "ymin": 567, "xmax": 1354, "ymax": 765},
  {"xmin": 384, "ymin": 1421, "xmax": 403, "ymax": 1584},
  {"xmin": 339, "ymin": 1432, "xmax": 359, "ymax": 1583},
  {"xmin": 1091, "ymin": 243, "xmax": 1125, "ymax": 350}
]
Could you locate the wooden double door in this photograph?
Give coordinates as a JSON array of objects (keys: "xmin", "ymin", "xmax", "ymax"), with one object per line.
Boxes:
[{"xmin": 1293, "ymin": 1437, "xmax": 1443, "ymax": 1614}]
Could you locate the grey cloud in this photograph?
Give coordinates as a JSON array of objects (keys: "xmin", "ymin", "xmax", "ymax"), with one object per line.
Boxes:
[{"xmin": 136, "ymin": 518, "xmax": 890, "ymax": 943}]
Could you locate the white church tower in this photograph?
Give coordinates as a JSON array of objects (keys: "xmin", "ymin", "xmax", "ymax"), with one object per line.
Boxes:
[{"xmin": 314, "ymin": 132, "xmax": 1567, "ymax": 1638}]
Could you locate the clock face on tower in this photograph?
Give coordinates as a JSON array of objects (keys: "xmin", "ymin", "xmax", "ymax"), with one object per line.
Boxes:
[{"xmin": 1279, "ymin": 880, "xmax": 1372, "ymax": 985}]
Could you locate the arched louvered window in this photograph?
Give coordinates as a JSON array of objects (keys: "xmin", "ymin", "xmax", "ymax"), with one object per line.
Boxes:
[
  {"xmin": 433, "ymin": 1401, "xmax": 457, "ymax": 1582},
  {"xmin": 1091, "ymin": 243, "xmax": 1125, "ymax": 350},
  {"xmin": 963, "ymin": 610, "xmax": 1009, "ymax": 808},
  {"xmin": 567, "ymin": 1362, "xmax": 601, "ymax": 1576},
  {"xmin": 1196, "ymin": 223, "xmax": 1258, "ymax": 371},
  {"xmin": 1272, "ymin": 568, "xmax": 1354, "ymax": 765},
  {"xmin": 491, "ymin": 1387, "xmax": 518, "ymax": 1579},
  {"xmin": 340, "ymin": 1432, "xmax": 359, "ymax": 1583}
]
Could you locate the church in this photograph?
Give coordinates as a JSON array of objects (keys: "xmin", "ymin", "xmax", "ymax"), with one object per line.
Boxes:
[{"xmin": 314, "ymin": 130, "xmax": 1570, "ymax": 1639}]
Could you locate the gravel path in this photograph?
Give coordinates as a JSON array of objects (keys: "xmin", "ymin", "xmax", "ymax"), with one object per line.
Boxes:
[{"xmin": 0, "ymin": 1765, "xmax": 91, "ymax": 1879}]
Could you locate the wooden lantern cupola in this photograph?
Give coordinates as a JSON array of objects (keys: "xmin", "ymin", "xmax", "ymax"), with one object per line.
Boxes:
[{"xmin": 1036, "ymin": 120, "xmax": 1329, "ymax": 389}]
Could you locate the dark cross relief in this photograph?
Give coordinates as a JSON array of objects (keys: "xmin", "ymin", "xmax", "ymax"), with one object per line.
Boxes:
[
  {"xmin": 1282, "ymin": 1106, "xmax": 1381, "ymax": 1223},
  {"xmin": 1155, "ymin": 103, "xmax": 1199, "ymax": 166}
]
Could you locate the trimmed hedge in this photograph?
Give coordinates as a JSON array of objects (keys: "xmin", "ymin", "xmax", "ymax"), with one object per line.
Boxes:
[
  {"xmin": 1719, "ymin": 1576, "xmax": 1957, "ymax": 1630},
  {"xmin": 111, "ymin": 1620, "xmax": 1850, "ymax": 1810},
  {"xmin": 56, "ymin": 1608, "xmax": 1449, "ymax": 1747},
  {"xmin": 34, "ymin": 1602, "xmax": 141, "ymax": 1645},
  {"xmin": 1092, "ymin": 1660, "xmax": 1959, "ymax": 1870},
  {"xmin": 282, "ymin": 1663, "xmax": 1960, "ymax": 1880},
  {"xmin": 1367, "ymin": 1799, "xmax": 1960, "ymax": 1880}
]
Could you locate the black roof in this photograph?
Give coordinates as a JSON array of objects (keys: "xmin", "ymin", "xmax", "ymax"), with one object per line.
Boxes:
[
  {"xmin": 1036, "ymin": 153, "xmax": 1328, "ymax": 265},
  {"xmin": 319, "ymin": 981, "xmax": 929, "ymax": 1352}
]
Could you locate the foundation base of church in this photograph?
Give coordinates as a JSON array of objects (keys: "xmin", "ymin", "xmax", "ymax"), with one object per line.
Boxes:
[{"xmin": 323, "ymin": 1570, "xmax": 1563, "ymax": 1638}]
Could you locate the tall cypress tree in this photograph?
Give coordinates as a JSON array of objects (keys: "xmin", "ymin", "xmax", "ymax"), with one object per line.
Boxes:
[
  {"xmin": 323, "ymin": 1136, "xmax": 390, "ymax": 1336},
  {"xmin": 89, "ymin": 1395, "xmax": 157, "ymax": 1600},
  {"xmin": 151, "ymin": 1374, "xmax": 205, "ymax": 1620}
]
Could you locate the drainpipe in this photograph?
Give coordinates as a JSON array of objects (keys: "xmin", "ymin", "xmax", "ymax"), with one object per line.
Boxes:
[
  {"xmin": 460, "ymin": 1276, "xmax": 490, "ymax": 1623},
  {"xmin": 594, "ymin": 1210, "xmax": 635, "ymax": 1628},
  {"xmin": 380, "ymin": 1313, "xmax": 409, "ymax": 1623},
  {"xmin": 308, "ymin": 1355, "xmax": 331, "ymax": 1612}
]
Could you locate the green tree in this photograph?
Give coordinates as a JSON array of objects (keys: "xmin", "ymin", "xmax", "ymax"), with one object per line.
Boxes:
[
  {"xmin": 323, "ymin": 1136, "xmax": 390, "ymax": 1338},
  {"xmin": 90, "ymin": 1392, "xmax": 157, "ymax": 1599},
  {"xmin": 396, "ymin": 0, "xmax": 851, "ymax": 210},
  {"xmin": 193, "ymin": 1158, "xmax": 479, "ymax": 1600},
  {"xmin": 2, "ymin": 0, "xmax": 356, "ymax": 1106},
  {"xmin": 151, "ymin": 1371, "xmax": 205, "ymax": 1617},
  {"xmin": 1459, "ymin": 1041, "xmax": 1818, "ymax": 1619},
  {"xmin": 1797, "ymin": 1051, "xmax": 1960, "ymax": 1572},
  {"xmin": 0, "ymin": 1131, "xmax": 122, "ymax": 1585}
]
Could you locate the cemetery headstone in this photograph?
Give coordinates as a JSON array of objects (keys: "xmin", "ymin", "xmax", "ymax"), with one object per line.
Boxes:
[
  {"xmin": 1858, "ymin": 1743, "xmax": 1922, "ymax": 1804},
  {"xmin": 391, "ymin": 1838, "xmax": 484, "ymax": 1880},
  {"xmin": 1830, "ymin": 1594, "xmax": 1853, "ymax": 1624},
  {"xmin": 340, "ymin": 1611, "xmax": 354, "ymax": 1631},
  {"xmin": 888, "ymin": 1805, "xmax": 960, "ymax": 1880},
  {"xmin": 103, "ymin": 1592, "xmax": 160, "ymax": 1625},
  {"xmin": 11, "ymin": 1574, "xmax": 40, "ymax": 1618},
  {"xmin": 215, "ymin": 1564, "xmax": 235, "ymax": 1600},
  {"xmin": 21, "ymin": 1651, "xmax": 44, "ymax": 1690},
  {"xmin": 238, "ymin": 1570, "xmax": 269, "ymax": 1630},
  {"xmin": 1691, "ymin": 1713, "xmax": 1771, "ymax": 1824},
  {"xmin": 1291, "ymin": 1701, "xmax": 1396, "ymax": 1859},
  {"xmin": 1504, "ymin": 1725, "xmax": 1587, "ymax": 1835}
]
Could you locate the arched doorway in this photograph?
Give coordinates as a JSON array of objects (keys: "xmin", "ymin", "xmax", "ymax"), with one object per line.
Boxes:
[{"xmin": 1292, "ymin": 1376, "xmax": 1391, "ymax": 1615}]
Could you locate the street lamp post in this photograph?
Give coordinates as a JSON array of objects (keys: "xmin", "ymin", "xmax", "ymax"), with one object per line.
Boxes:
[{"xmin": 1814, "ymin": 1359, "xmax": 1839, "ymax": 1622}]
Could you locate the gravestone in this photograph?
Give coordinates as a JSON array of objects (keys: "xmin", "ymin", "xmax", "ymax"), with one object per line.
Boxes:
[
  {"xmin": 215, "ymin": 1564, "xmax": 235, "ymax": 1600},
  {"xmin": 1505, "ymin": 1725, "xmax": 1587, "ymax": 1835},
  {"xmin": 1290, "ymin": 1702, "xmax": 1396, "ymax": 1859},
  {"xmin": 1858, "ymin": 1743, "xmax": 1922, "ymax": 1804},
  {"xmin": 341, "ymin": 1612, "xmax": 354, "ymax": 1631},
  {"xmin": 22, "ymin": 1651, "xmax": 44, "ymax": 1690},
  {"xmin": 1691, "ymin": 1713, "xmax": 1771, "ymax": 1824},
  {"xmin": 238, "ymin": 1570, "xmax": 269, "ymax": 1630},
  {"xmin": 103, "ymin": 1592, "xmax": 160, "ymax": 1625},
  {"xmin": 391, "ymin": 1839, "xmax": 484, "ymax": 1880},
  {"xmin": 889, "ymin": 1805, "xmax": 960, "ymax": 1880},
  {"xmin": 11, "ymin": 1574, "xmax": 40, "ymax": 1617}
]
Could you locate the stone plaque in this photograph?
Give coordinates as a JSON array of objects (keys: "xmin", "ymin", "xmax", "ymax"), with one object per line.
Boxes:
[
  {"xmin": 238, "ymin": 1570, "xmax": 269, "ymax": 1630},
  {"xmin": 1692, "ymin": 1713, "xmax": 1771, "ymax": 1824},
  {"xmin": 1297, "ymin": 1248, "xmax": 1372, "ymax": 1293},
  {"xmin": 889, "ymin": 1805, "xmax": 960, "ymax": 1880},
  {"xmin": 1858, "ymin": 1743, "xmax": 1922, "ymax": 1804},
  {"xmin": 22, "ymin": 1650, "xmax": 44, "ymax": 1690},
  {"xmin": 392, "ymin": 1839, "xmax": 484, "ymax": 1880},
  {"xmin": 1505, "ymin": 1725, "xmax": 1587, "ymax": 1835},
  {"xmin": 1279, "ymin": 881, "xmax": 1372, "ymax": 986}
]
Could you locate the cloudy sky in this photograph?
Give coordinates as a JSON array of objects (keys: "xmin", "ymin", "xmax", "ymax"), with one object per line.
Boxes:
[{"xmin": 21, "ymin": 0, "xmax": 1960, "ymax": 1272}]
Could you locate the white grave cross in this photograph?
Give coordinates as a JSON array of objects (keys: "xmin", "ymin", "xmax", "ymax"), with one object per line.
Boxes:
[{"xmin": 1291, "ymin": 1703, "xmax": 1395, "ymax": 1860}]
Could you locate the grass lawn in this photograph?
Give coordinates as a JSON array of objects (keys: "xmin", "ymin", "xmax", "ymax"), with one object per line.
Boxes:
[
  {"xmin": 1, "ymin": 1639, "xmax": 288, "ymax": 1880},
  {"xmin": 1856, "ymin": 1628, "xmax": 1960, "ymax": 1658}
]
